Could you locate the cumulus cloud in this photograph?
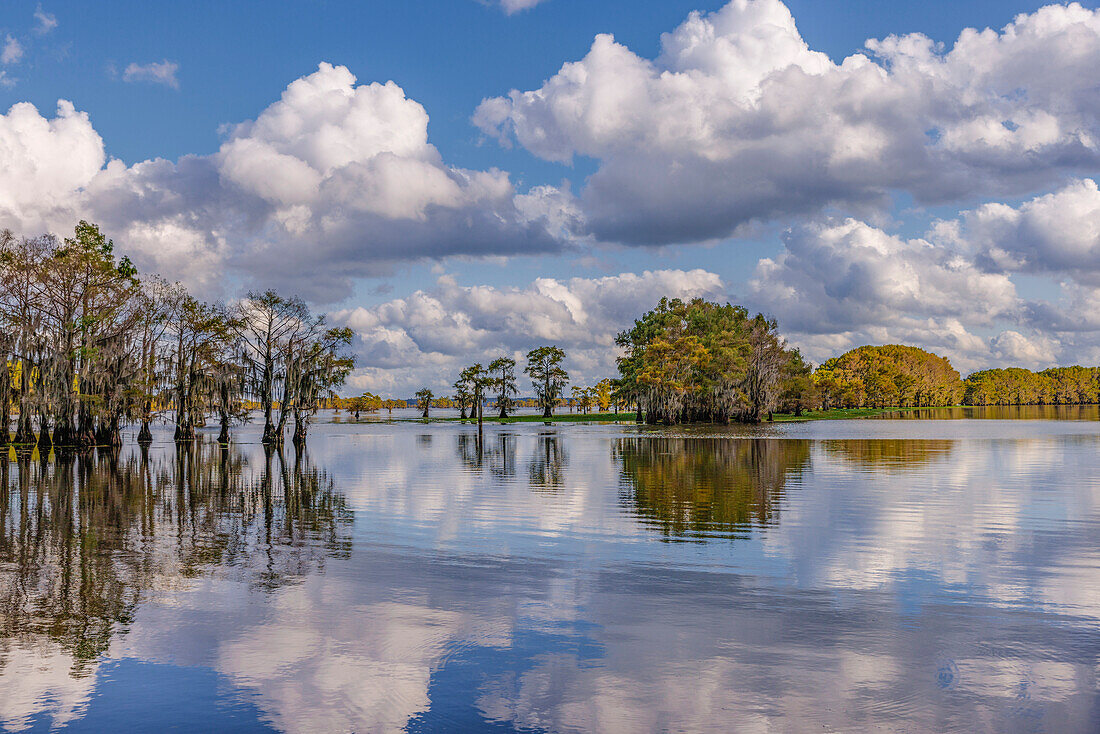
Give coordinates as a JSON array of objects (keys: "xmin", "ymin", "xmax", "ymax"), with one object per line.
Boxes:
[
  {"xmin": 746, "ymin": 217, "xmax": 1024, "ymax": 371},
  {"xmin": 740, "ymin": 175, "xmax": 1100, "ymax": 372},
  {"xmin": 2, "ymin": 36, "xmax": 24, "ymax": 65},
  {"xmin": 122, "ymin": 60, "xmax": 180, "ymax": 89},
  {"xmin": 0, "ymin": 100, "xmax": 106, "ymax": 232},
  {"xmin": 935, "ymin": 178, "xmax": 1100, "ymax": 281},
  {"xmin": 34, "ymin": 4, "xmax": 58, "ymax": 35},
  {"xmin": 749, "ymin": 219, "xmax": 1018, "ymax": 336},
  {"xmin": 0, "ymin": 63, "xmax": 564, "ymax": 300},
  {"xmin": 476, "ymin": 0, "xmax": 1100, "ymax": 245},
  {"xmin": 989, "ymin": 330, "xmax": 1059, "ymax": 367},
  {"xmin": 330, "ymin": 269, "xmax": 725, "ymax": 395}
]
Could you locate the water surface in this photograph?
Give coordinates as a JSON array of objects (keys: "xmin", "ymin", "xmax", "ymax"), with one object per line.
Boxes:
[{"xmin": 2, "ymin": 417, "xmax": 1098, "ymax": 732}]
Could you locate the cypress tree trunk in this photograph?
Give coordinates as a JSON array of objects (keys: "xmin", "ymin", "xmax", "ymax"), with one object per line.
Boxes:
[
  {"xmin": 15, "ymin": 413, "xmax": 34, "ymax": 445},
  {"xmin": 104, "ymin": 422, "xmax": 122, "ymax": 448},
  {"xmin": 138, "ymin": 420, "xmax": 152, "ymax": 444},
  {"xmin": 262, "ymin": 421, "xmax": 278, "ymax": 445},
  {"xmin": 37, "ymin": 421, "xmax": 52, "ymax": 450}
]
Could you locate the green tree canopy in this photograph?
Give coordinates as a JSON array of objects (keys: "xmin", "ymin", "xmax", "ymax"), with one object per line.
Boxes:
[
  {"xmin": 814, "ymin": 345, "xmax": 964, "ymax": 409},
  {"xmin": 524, "ymin": 346, "xmax": 568, "ymax": 418},
  {"xmin": 614, "ymin": 298, "xmax": 805, "ymax": 424}
]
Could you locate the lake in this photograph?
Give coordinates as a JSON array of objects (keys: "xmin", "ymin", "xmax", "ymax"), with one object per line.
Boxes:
[{"xmin": 2, "ymin": 414, "xmax": 1098, "ymax": 732}]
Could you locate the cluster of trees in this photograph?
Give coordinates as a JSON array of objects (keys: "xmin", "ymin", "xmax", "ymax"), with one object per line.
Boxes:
[
  {"xmin": 568, "ymin": 379, "xmax": 616, "ymax": 414},
  {"xmin": 334, "ymin": 393, "xmax": 406, "ymax": 416},
  {"xmin": 813, "ymin": 345, "xmax": 965, "ymax": 409},
  {"xmin": 416, "ymin": 346, "xmax": 573, "ymax": 423},
  {"xmin": 962, "ymin": 366, "xmax": 1100, "ymax": 405},
  {"xmin": 0, "ymin": 223, "xmax": 353, "ymax": 449},
  {"xmin": 614, "ymin": 298, "xmax": 813, "ymax": 424}
]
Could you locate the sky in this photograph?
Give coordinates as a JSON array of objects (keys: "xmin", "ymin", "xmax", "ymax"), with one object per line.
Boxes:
[{"xmin": 1, "ymin": 0, "xmax": 1099, "ymax": 396}]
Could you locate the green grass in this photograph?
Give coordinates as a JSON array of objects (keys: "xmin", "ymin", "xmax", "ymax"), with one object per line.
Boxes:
[{"xmin": 769, "ymin": 406, "xmax": 924, "ymax": 422}]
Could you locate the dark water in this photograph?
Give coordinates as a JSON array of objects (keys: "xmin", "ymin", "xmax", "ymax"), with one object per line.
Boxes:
[{"xmin": 2, "ymin": 416, "xmax": 1098, "ymax": 733}]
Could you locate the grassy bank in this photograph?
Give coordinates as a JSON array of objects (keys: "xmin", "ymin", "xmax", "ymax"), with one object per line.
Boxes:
[
  {"xmin": 437, "ymin": 406, "xmax": 926, "ymax": 425},
  {"xmin": 771, "ymin": 407, "xmax": 924, "ymax": 422}
]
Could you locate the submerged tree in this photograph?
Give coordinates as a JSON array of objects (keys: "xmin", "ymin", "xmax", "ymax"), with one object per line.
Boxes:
[
  {"xmin": 458, "ymin": 364, "xmax": 492, "ymax": 428},
  {"xmin": 230, "ymin": 290, "xmax": 352, "ymax": 446},
  {"xmin": 524, "ymin": 346, "xmax": 568, "ymax": 418},
  {"xmin": 488, "ymin": 356, "xmax": 518, "ymax": 418},
  {"xmin": 452, "ymin": 377, "xmax": 472, "ymax": 420},
  {"xmin": 0, "ymin": 224, "xmax": 352, "ymax": 449},
  {"xmin": 234, "ymin": 291, "xmax": 305, "ymax": 445},
  {"xmin": 415, "ymin": 388, "xmax": 434, "ymax": 418}
]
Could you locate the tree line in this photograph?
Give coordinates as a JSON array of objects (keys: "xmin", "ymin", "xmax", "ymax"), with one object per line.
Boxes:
[
  {"xmin": 813, "ymin": 345, "xmax": 965, "ymax": 409},
  {"xmin": 0, "ymin": 222, "xmax": 353, "ymax": 449},
  {"xmin": 409, "ymin": 299, "xmax": 975, "ymax": 426},
  {"xmin": 962, "ymin": 366, "xmax": 1100, "ymax": 406}
]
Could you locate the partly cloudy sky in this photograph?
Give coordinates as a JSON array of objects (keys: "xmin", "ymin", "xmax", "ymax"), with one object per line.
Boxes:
[{"xmin": 1, "ymin": 0, "xmax": 1098, "ymax": 394}]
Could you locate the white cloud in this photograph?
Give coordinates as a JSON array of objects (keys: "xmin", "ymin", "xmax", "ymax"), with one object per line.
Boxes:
[
  {"xmin": 989, "ymin": 330, "xmax": 1059, "ymax": 367},
  {"xmin": 0, "ymin": 64, "xmax": 564, "ymax": 300},
  {"xmin": 940, "ymin": 178, "xmax": 1100, "ymax": 280},
  {"xmin": 749, "ymin": 219, "xmax": 1018, "ymax": 336},
  {"xmin": 0, "ymin": 100, "xmax": 106, "ymax": 232},
  {"xmin": 740, "ymin": 177, "xmax": 1100, "ymax": 372},
  {"xmin": 331, "ymin": 269, "xmax": 725, "ymax": 395},
  {"xmin": 476, "ymin": 0, "xmax": 1100, "ymax": 245},
  {"xmin": 122, "ymin": 60, "xmax": 180, "ymax": 89},
  {"xmin": 746, "ymin": 218, "xmax": 1021, "ymax": 372},
  {"xmin": 2, "ymin": 36, "xmax": 24, "ymax": 65},
  {"xmin": 498, "ymin": 0, "xmax": 549, "ymax": 14},
  {"xmin": 34, "ymin": 4, "xmax": 58, "ymax": 35}
]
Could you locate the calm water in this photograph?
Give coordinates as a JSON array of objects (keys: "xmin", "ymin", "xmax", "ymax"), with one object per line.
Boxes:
[{"xmin": 1, "ymin": 415, "xmax": 1098, "ymax": 732}]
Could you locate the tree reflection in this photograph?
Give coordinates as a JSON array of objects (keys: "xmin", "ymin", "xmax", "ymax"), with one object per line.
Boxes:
[
  {"xmin": 821, "ymin": 439, "xmax": 954, "ymax": 469},
  {"xmin": 455, "ymin": 432, "xmax": 519, "ymax": 479},
  {"xmin": 614, "ymin": 438, "xmax": 810, "ymax": 539},
  {"xmin": 455, "ymin": 432, "xmax": 483, "ymax": 472},
  {"xmin": 528, "ymin": 433, "xmax": 567, "ymax": 490},
  {"xmin": 0, "ymin": 442, "xmax": 352, "ymax": 676},
  {"xmin": 488, "ymin": 434, "xmax": 517, "ymax": 479}
]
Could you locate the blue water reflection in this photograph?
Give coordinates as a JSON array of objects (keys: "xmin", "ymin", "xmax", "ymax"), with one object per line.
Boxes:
[{"xmin": 2, "ymin": 417, "xmax": 1098, "ymax": 732}]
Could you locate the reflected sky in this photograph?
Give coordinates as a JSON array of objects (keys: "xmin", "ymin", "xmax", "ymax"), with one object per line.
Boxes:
[{"xmin": 2, "ymin": 416, "xmax": 1098, "ymax": 732}]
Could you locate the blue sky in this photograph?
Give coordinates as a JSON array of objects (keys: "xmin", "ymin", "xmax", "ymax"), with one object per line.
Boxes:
[{"xmin": 1, "ymin": 0, "xmax": 1099, "ymax": 393}]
